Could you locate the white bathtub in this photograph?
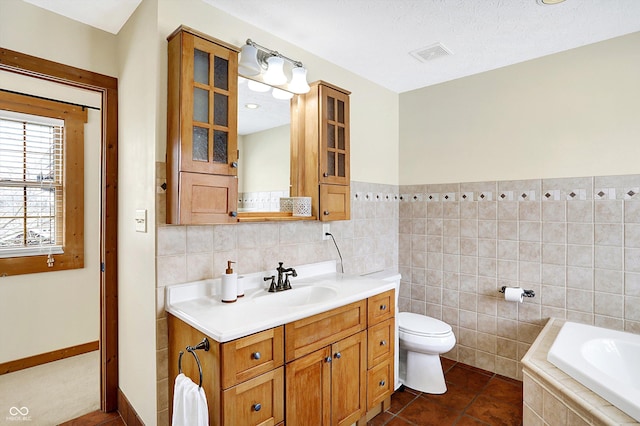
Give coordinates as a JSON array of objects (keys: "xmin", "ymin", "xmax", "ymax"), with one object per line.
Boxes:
[{"xmin": 548, "ymin": 321, "xmax": 640, "ymax": 422}]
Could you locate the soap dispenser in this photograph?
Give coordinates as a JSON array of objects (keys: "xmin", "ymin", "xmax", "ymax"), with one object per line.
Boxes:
[{"xmin": 221, "ymin": 261, "xmax": 237, "ymax": 303}]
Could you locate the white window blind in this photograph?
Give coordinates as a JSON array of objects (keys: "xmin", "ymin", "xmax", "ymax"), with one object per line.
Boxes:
[{"xmin": 0, "ymin": 110, "xmax": 64, "ymax": 258}]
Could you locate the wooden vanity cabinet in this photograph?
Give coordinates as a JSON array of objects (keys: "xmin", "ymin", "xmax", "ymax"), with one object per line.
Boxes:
[
  {"xmin": 285, "ymin": 301, "xmax": 367, "ymax": 426},
  {"xmin": 166, "ymin": 26, "xmax": 239, "ymax": 224},
  {"xmin": 168, "ymin": 315, "xmax": 284, "ymax": 425},
  {"xmin": 168, "ymin": 290, "xmax": 395, "ymax": 425},
  {"xmin": 366, "ymin": 290, "xmax": 395, "ymax": 410},
  {"xmin": 292, "ymin": 81, "xmax": 351, "ymax": 221}
]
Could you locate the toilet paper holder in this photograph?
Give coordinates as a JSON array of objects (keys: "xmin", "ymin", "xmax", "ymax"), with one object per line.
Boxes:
[{"xmin": 498, "ymin": 286, "xmax": 535, "ymax": 298}]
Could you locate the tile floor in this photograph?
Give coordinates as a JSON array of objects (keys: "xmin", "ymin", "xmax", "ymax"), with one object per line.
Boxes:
[{"xmin": 369, "ymin": 358, "xmax": 523, "ymax": 426}]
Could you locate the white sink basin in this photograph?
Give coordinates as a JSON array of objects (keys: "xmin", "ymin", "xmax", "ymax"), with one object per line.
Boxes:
[{"xmin": 250, "ymin": 285, "xmax": 338, "ymax": 306}]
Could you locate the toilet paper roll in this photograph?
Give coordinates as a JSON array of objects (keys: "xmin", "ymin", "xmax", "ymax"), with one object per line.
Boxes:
[{"xmin": 504, "ymin": 287, "xmax": 524, "ymax": 303}]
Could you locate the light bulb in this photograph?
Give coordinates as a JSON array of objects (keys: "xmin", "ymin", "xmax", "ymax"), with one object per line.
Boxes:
[
  {"xmin": 263, "ymin": 56, "xmax": 287, "ymax": 85},
  {"xmin": 247, "ymin": 80, "xmax": 271, "ymax": 92},
  {"xmin": 272, "ymin": 88, "xmax": 294, "ymax": 100},
  {"xmin": 238, "ymin": 44, "xmax": 261, "ymax": 76},
  {"xmin": 289, "ymin": 66, "xmax": 310, "ymax": 94}
]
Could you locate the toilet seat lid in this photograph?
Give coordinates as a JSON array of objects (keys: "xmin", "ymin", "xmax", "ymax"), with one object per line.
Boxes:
[{"xmin": 398, "ymin": 312, "xmax": 452, "ymax": 336}]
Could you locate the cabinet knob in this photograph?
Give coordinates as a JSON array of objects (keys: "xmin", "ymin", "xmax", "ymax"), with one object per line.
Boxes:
[
  {"xmin": 323, "ymin": 211, "xmax": 330, "ymax": 216},
  {"xmin": 379, "ymin": 380, "xmax": 386, "ymax": 387},
  {"xmin": 334, "ymin": 352, "xmax": 341, "ymax": 359},
  {"xmin": 252, "ymin": 352, "xmax": 261, "ymax": 360},
  {"xmin": 323, "ymin": 172, "xmax": 328, "ymax": 177},
  {"xmin": 253, "ymin": 403, "xmax": 262, "ymax": 412},
  {"xmin": 380, "ymin": 340, "xmax": 387, "ymax": 346},
  {"xmin": 325, "ymin": 356, "xmax": 332, "ymax": 363},
  {"xmin": 380, "ymin": 304, "xmax": 387, "ymax": 310},
  {"xmin": 231, "ymin": 162, "xmax": 238, "ymax": 168},
  {"xmin": 229, "ymin": 211, "xmax": 238, "ymax": 217}
]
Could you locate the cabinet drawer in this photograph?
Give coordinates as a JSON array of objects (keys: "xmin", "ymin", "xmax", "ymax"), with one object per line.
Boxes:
[
  {"xmin": 367, "ymin": 319, "xmax": 394, "ymax": 368},
  {"xmin": 367, "ymin": 358, "xmax": 393, "ymax": 410},
  {"xmin": 285, "ymin": 300, "xmax": 366, "ymax": 362},
  {"xmin": 221, "ymin": 327, "xmax": 284, "ymax": 389},
  {"xmin": 222, "ymin": 367, "xmax": 284, "ymax": 426},
  {"xmin": 368, "ymin": 290, "xmax": 394, "ymax": 326}
]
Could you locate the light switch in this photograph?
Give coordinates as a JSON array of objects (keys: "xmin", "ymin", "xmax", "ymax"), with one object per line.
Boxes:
[{"xmin": 135, "ymin": 209, "xmax": 147, "ymax": 233}]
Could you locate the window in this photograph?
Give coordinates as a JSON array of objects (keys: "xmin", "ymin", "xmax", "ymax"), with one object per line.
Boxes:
[{"xmin": 0, "ymin": 91, "xmax": 87, "ymax": 275}]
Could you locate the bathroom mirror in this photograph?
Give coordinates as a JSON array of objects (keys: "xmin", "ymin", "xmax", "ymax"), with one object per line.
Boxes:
[{"xmin": 237, "ymin": 76, "xmax": 297, "ymax": 218}]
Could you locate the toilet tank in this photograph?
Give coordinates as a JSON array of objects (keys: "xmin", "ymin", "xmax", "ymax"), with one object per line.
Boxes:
[{"xmin": 362, "ymin": 269, "xmax": 402, "ymax": 390}]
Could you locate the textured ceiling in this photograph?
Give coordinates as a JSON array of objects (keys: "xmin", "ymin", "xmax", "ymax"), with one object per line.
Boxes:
[
  {"xmin": 21, "ymin": 0, "xmax": 640, "ymax": 93},
  {"xmin": 207, "ymin": 0, "xmax": 640, "ymax": 93}
]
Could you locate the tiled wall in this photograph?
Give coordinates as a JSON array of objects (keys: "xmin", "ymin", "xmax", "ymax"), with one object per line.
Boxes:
[
  {"xmin": 155, "ymin": 173, "xmax": 640, "ymax": 422},
  {"xmin": 399, "ymin": 175, "xmax": 640, "ymax": 381},
  {"xmin": 154, "ymin": 180, "xmax": 399, "ymax": 424}
]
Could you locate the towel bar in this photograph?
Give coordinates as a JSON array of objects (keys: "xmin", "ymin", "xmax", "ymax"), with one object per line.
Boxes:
[{"xmin": 178, "ymin": 338, "xmax": 209, "ymax": 389}]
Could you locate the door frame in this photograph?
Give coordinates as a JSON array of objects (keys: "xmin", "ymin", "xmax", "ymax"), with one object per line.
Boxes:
[{"xmin": 0, "ymin": 48, "xmax": 119, "ymax": 412}]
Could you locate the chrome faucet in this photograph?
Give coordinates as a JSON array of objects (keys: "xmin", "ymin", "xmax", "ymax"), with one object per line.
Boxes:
[{"xmin": 264, "ymin": 262, "xmax": 297, "ymax": 292}]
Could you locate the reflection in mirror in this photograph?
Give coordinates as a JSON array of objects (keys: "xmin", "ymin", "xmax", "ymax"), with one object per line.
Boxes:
[{"xmin": 237, "ymin": 77, "xmax": 292, "ymax": 212}]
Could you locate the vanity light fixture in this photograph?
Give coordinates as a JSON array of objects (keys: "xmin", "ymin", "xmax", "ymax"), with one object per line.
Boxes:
[
  {"xmin": 238, "ymin": 38, "xmax": 311, "ymax": 94},
  {"xmin": 272, "ymin": 87, "xmax": 294, "ymax": 100},
  {"xmin": 247, "ymin": 80, "xmax": 271, "ymax": 93}
]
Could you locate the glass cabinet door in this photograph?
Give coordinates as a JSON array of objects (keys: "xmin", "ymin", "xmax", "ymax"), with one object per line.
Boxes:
[
  {"xmin": 181, "ymin": 33, "xmax": 238, "ymax": 176},
  {"xmin": 320, "ymin": 85, "xmax": 349, "ymax": 186}
]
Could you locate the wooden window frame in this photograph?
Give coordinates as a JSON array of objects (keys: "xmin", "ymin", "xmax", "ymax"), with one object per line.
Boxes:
[{"xmin": 0, "ymin": 90, "xmax": 87, "ymax": 275}]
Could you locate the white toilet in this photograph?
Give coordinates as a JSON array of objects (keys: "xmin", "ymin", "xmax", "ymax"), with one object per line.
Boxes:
[
  {"xmin": 364, "ymin": 270, "xmax": 456, "ymax": 394},
  {"xmin": 398, "ymin": 311, "xmax": 456, "ymax": 394}
]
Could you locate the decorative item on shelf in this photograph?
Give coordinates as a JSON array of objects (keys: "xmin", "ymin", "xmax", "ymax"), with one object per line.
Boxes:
[
  {"xmin": 280, "ymin": 197, "xmax": 294, "ymax": 213},
  {"xmin": 238, "ymin": 38, "xmax": 311, "ymax": 95},
  {"xmin": 293, "ymin": 197, "xmax": 312, "ymax": 217}
]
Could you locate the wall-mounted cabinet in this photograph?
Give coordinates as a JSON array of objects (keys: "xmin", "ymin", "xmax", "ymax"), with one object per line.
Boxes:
[
  {"xmin": 166, "ymin": 26, "xmax": 239, "ymax": 224},
  {"xmin": 292, "ymin": 81, "xmax": 351, "ymax": 221}
]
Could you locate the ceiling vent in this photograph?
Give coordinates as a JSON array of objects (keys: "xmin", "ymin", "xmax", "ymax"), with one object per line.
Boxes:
[{"xmin": 409, "ymin": 43, "xmax": 453, "ymax": 63}]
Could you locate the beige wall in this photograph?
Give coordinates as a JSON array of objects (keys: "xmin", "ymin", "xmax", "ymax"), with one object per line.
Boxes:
[
  {"xmin": 0, "ymin": 1, "xmax": 108, "ymax": 362},
  {"xmin": 116, "ymin": 0, "xmax": 159, "ymax": 424},
  {"xmin": 239, "ymin": 124, "xmax": 290, "ymax": 193},
  {"xmin": 0, "ymin": 0, "xmax": 118, "ymax": 78},
  {"xmin": 399, "ymin": 32, "xmax": 640, "ymax": 185},
  {"xmin": 157, "ymin": 0, "xmax": 400, "ymax": 186}
]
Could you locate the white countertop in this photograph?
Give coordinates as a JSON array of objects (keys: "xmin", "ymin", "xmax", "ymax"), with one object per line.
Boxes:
[{"xmin": 165, "ymin": 261, "xmax": 398, "ymax": 342}]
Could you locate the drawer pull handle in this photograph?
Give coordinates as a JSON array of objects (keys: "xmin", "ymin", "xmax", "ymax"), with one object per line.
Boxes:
[
  {"xmin": 334, "ymin": 352, "xmax": 341, "ymax": 359},
  {"xmin": 380, "ymin": 304, "xmax": 387, "ymax": 310},
  {"xmin": 380, "ymin": 340, "xmax": 387, "ymax": 346},
  {"xmin": 325, "ymin": 357, "xmax": 332, "ymax": 363},
  {"xmin": 253, "ymin": 403, "xmax": 262, "ymax": 412},
  {"xmin": 379, "ymin": 380, "xmax": 386, "ymax": 387},
  {"xmin": 252, "ymin": 352, "xmax": 261, "ymax": 360}
]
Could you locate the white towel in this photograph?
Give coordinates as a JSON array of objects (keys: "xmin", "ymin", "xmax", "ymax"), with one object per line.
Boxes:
[{"xmin": 172, "ymin": 373, "xmax": 209, "ymax": 426}]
